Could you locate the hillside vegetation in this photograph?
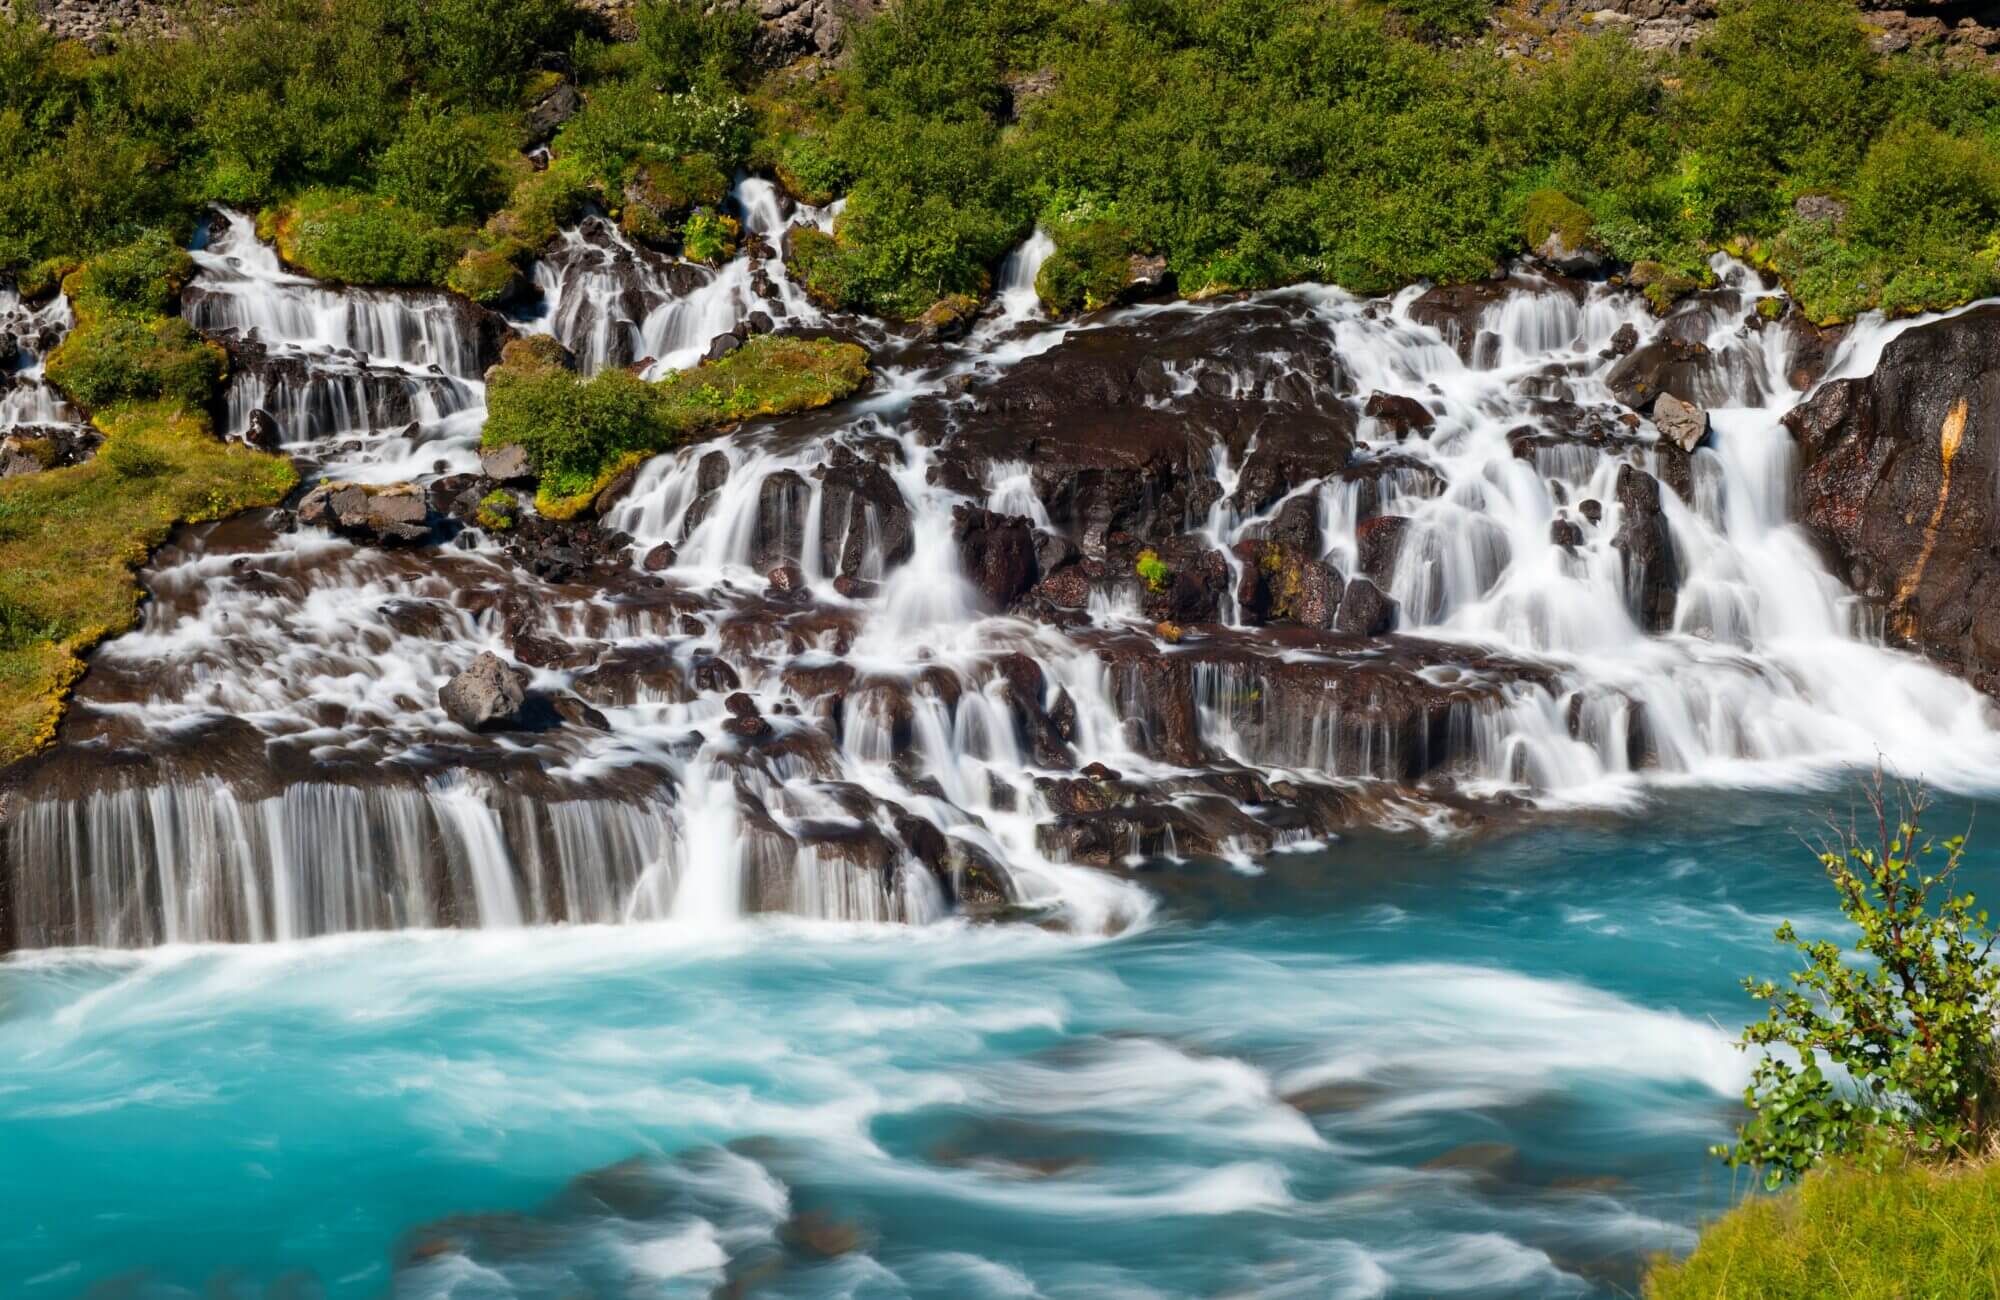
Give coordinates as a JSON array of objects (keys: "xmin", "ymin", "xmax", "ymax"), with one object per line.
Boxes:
[{"xmin": 1, "ymin": 0, "xmax": 1997, "ymax": 324}]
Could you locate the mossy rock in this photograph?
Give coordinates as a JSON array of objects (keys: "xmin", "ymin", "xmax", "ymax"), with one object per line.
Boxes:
[
  {"xmin": 1522, "ymin": 190, "xmax": 1602, "ymax": 273},
  {"xmin": 1037, "ymin": 219, "xmax": 1137, "ymax": 317},
  {"xmin": 486, "ymin": 165, "xmax": 590, "ymax": 251},
  {"xmin": 1628, "ymin": 260, "xmax": 1707, "ymax": 314},
  {"xmin": 447, "ymin": 242, "xmax": 529, "ymax": 307},
  {"xmin": 619, "ymin": 154, "xmax": 729, "ymax": 250},
  {"xmin": 499, "ymin": 333, "xmax": 577, "ymax": 374}
]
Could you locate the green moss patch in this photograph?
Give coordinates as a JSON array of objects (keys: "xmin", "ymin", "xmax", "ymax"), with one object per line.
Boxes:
[
  {"xmin": 0, "ymin": 402, "xmax": 298, "ymax": 765},
  {"xmin": 482, "ymin": 334, "xmax": 870, "ymax": 516},
  {"xmin": 1523, "ymin": 189, "xmax": 1594, "ymax": 255}
]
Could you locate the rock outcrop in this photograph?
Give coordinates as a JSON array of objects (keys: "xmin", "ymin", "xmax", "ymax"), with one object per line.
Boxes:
[{"xmin": 1785, "ymin": 305, "xmax": 2000, "ymax": 695}]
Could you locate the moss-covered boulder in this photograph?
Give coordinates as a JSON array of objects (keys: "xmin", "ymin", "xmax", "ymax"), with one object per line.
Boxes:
[
  {"xmin": 1522, "ymin": 189, "xmax": 1603, "ymax": 275},
  {"xmin": 619, "ymin": 154, "xmax": 730, "ymax": 250},
  {"xmin": 45, "ymin": 238, "xmax": 227, "ymax": 414},
  {"xmin": 1037, "ymin": 220, "xmax": 1144, "ymax": 317},
  {"xmin": 482, "ymin": 334, "xmax": 870, "ymax": 517},
  {"xmin": 269, "ymin": 190, "xmax": 464, "ymax": 288}
]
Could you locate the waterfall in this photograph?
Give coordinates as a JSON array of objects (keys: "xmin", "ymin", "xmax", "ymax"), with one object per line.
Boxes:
[
  {"xmin": 7, "ymin": 198, "xmax": 2000, "ymax": 951},
  {"xmin": 0, "ymin": 286, "xmax": 83, "ymax": 436}
]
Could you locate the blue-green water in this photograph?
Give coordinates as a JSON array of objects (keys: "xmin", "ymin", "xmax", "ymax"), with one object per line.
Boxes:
[{"xmin": 6, "ymin": 789, "xmax": 1994, "ymax": 1299}]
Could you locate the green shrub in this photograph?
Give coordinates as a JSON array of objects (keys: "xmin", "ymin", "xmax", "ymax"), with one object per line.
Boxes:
[
  {"xmin": 1037, "ymin": 219, "xmax": 1135, "ymax": 315},
  {"xmin": 397, "ymin": 0, "xmax": 575, "ymax": 106},
  {"xmin": 65, "ymin": 233, "xmax": 196, "ymax": 320},
  {"xmin": 1387, "ymin": 0, "xmax": 1494, "ymax": 39},
  {"xmin": 277, "ymin": 190, "xmax": 463, "ymax": 287},
  {"xmin": 482, "ymin": 334, "xmax": 869, "ymax": 510},
  {"xmin": 1719, "ymin": 775, "xmax": 2000, "ymax": 1189},
  {"xmin": 446, "ymin": 243, "xmax": 528, "ymax": 304},
  {"xmin": 101, "ymin": 436, "xmax": 173, "ymax": 480},
  {"xmin": 486, "ymin": 164, "xmax": 591, "ymax": 250},
  {"xmin": 681, "ymin": 206, "xmax": 740, "ymax": 264},
  {"xmin": 618, "ymin": 153, "xmax": 730, "ymax": 246},
  {"xmin": 1135, "ymin": 549, "xmax": 1169, "ymax": 592},
  {"xmin": 485, "ymin": 363, "xmax": 668, "ymax": 500},
  {"xmin": 45, "ymin": 317, "xmax": 227, "ymax": 412},
  {"xmin": 554, "ymin": 76, "xmax": 752, "ymax": 195},
  {"xmin": 636, "ymin": 0, "xmax": 756, "ymax": 94},
  {"xmin": 375, "ymin": 99, "xmax": 507, "ymax": 225}
]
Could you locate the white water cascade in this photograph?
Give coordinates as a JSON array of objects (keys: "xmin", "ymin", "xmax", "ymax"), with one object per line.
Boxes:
[
  {"xmin": 0, "ymin": 285, "xmax": 84, "ymax": 437},
  {"xmin": 6, "ymin": 188, "xmax": 2000, "ymax": 950}
]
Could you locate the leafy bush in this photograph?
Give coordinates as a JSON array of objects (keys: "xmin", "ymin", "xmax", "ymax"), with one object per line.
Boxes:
[
  {"xmin": 554, "ymin": 77, "xmax": 752, "ymax": 196},
  {"xmin": 376, "ymin": 99, "xmax": 507, "ymax": 225},
  {"xmin": 396, "ymin": 0, "xmax": 575, "ymax": 106},
  {"xmin": 65, "ymin": 233, "xmax": 196, "ymax": 320},
  {"xmin": 485, "ymin": 163, "xmax": 592, "ymax": 249},
  {"xmin": 1036, "ymin": 219, "xmax": 1135, "ymax": 316},
  {"xmin": 276, "ymin": 190, "xmax": 464, "ymax": 287},
  {"xmin": 446, "ymin": 243, "xmax": 528, "ymax": 305},
  {"xmin": 681, "ymin": 206, "xmax": 740, "ymax": 264},
  {"xmin": 1719, "ymin": 775, "xmax": 2000, "ymax": 1189},
  {"xmin": 1387, "ymin": 0, "xmax": 1494, "ymax": 39},
  {"xmin": 483, "ymin": 335, "xmax": 870, "ymax": 510},
  {"xmin": 45, "ymin": 317, "xmax": 227, "ymax": 412},
  {"xmin": 636, "ymin": 0, "xmax": 757, "ymax": 94}
]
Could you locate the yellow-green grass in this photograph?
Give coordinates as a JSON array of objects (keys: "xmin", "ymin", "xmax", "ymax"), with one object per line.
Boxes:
[
  {"xmin": 0, "ymin": 402, "xmax": 298, "ymax": 765},
  {"xmin": 1645, "ymin": 1159, "xmax": 2000, "ymax": 1299}
]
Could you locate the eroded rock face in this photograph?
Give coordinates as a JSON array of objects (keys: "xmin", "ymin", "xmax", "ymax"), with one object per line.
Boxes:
[{"xmin": 1785, "ymin": 306, "xmax": 2000, "ymax": 695}]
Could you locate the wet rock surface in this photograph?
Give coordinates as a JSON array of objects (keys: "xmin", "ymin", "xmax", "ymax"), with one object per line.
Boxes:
[
  {"xmin": 9, "ymin": 206, "xmax": 2000, "ymax": 952},
  {"xmin": 1786, "ymin": 305, "xmax": 2000, "ymax": 695}
]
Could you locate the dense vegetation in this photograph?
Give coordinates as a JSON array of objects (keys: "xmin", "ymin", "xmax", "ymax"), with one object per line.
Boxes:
[
  {"xmin": 1646, "ymin": 777, "xmax": 2000, "ymax": 1292},
  {"xmin": 0, "ymin": 402, "xmax": 297, "ymax": 764},
  {"xmin": 5, "ymin": 0, "xmax": 2000, "ymax": 325},
  {"xmin": 483, "ymin": 333, "xmax": 869, "ymax": 515}
]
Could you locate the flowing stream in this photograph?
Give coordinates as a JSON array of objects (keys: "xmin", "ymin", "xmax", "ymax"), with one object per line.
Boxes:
[{"xmin": 5, "ymin": 178, "xmax": 2000, "ymax": 1296}]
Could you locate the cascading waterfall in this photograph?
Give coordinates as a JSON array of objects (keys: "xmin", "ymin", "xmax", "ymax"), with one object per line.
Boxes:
[
  {"xmin": 7, "ymin": 181, "xmax": 2000, "ymax": 951},
  {"xmin": 0, "ymin": 285, "xmax": 83, "ymax": 436}
]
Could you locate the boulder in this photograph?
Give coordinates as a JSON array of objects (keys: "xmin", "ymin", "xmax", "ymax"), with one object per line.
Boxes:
[
  {"xmin": 440, "ymin": 652, "xmax": 528, "ymax": 731},
  {"xmin": 704, "ymin": 332, "xmax": 742, "ymax": 362},
  {"xmin": 243, "ymin": 408, "xmax": 281, "ymax": 451},
  {"xmin": 297, "ymin": 480, "xmax": 432, "ymax": 544},
  {"xmin": 1332, "ymin": 576, "xmax": 1396, "ymax": 636},
  {"xmin": 816, "ymin": 454, "xmax": 914, "ymax": 578},
  {"xmin": 525, "ymin": 78, "xmax": 580, "ymax": 143},
  {"xmin": 954, "ymin": 506, "xmax": 1039, "ymax": 607},
  {"xmin": 1784, "ymin": 305, "xmax": 2000, "ymax": 695},
  {"xmin": 1652, "ymin": 393, "xmax": 1709, "ymax": 453},
  {"xmin": 1364, "ymin": 391, "xmax": 1436, "ymax": 439},
  {"xmin": 480, "ymin": 443, "xmax": 535, "ymax": 484},
  {"xmin": 1610, "ymin": 464, "xmax": 1679, "ymax": 633},
  {"xmin": 642, "ymin": 541, "xmax": 677, "ymax": 572}
]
